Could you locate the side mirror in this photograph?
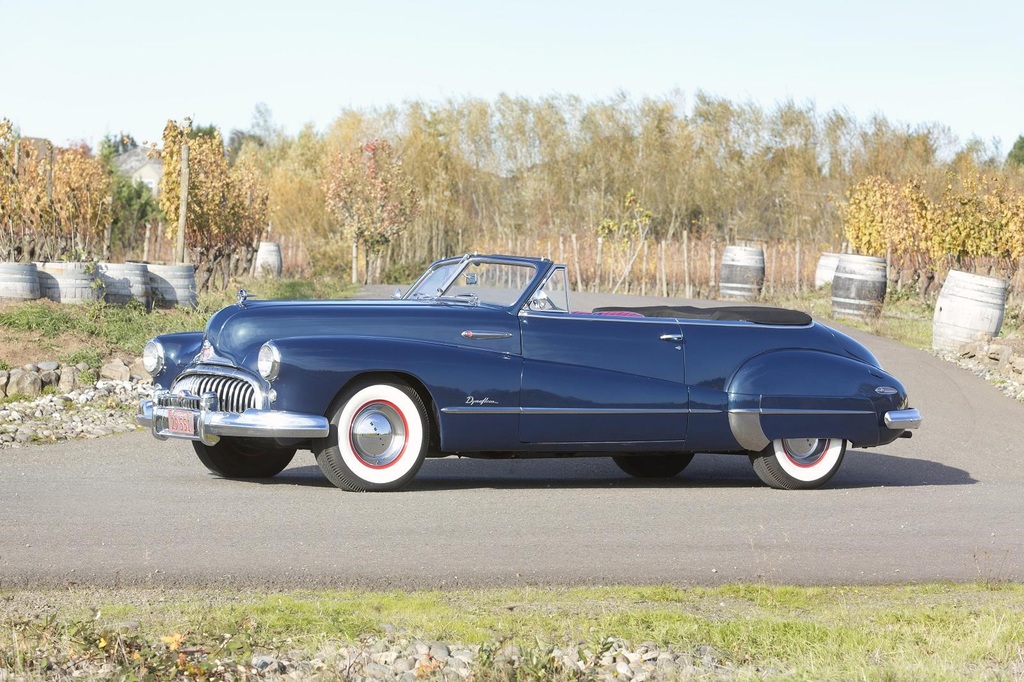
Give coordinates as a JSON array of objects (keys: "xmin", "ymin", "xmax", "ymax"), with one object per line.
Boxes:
[
  {"xmin": 465, "ymin": 273, "xmax": 479, "ymax": 286},
  {"xmin": 392, "ymin": 288, "xmax": 403, "ymax": 299}
]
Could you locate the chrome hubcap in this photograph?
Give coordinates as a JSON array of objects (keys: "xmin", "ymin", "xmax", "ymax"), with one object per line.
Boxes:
[
  {"xmin": 350, "ymin": 402, "xmax": 406, "ymax": 467},
  {"xmin": 781, "ymin": 438, "xmax": 828, "ymax": 465}
]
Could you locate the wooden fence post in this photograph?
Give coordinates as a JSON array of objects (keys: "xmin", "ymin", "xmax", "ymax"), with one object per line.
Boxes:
[{"xmin": 175, "ymin": 140, "xmax": 189, "ymax": 265}]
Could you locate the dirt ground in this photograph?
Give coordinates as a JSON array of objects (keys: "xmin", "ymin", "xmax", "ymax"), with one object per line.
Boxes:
[{"xmin": 0, "ymin": 300, "xmax": 134, "ymax": 370}]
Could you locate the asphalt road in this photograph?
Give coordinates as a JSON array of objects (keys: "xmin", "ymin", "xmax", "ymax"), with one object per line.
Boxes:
[{"xmin": 2, "ymin": 292, "xmax": 1022, "ymax": 589}]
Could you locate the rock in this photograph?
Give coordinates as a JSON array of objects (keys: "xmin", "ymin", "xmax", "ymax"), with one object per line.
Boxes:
[
  {"xmin": 0, "ymin": 370, "xmax": 8, "ymax": 397},
  {"xmin": 22, "ymin": 363, "xmax": 38, "ymax": 373},
  {"xmin": 39, "ymin": 369, "xmax": 60, "ymax": 388},
  {"xmin": 58, "ymin": 367, "xmax": 79, "ymax": 393},
  {"xmin": 987, "ymin": 344, "xmax": 1011, "ymax": 367},
  {"xmin": 130, "ymin": 357, "xmax": 151, "ymax": 383},
  {"xmin": 7, "ymin": 369, "xmax": 42, "ymax": 398},
  {"xmin": 100, "ymin": 359, "xmax": 131, "ymax": 382},
  {"xmin": 428, "ymin": 643, "xmax": 450, "ymax": 662},
  {"xmin": 37, "ymin": 361, "xmax": 60, "ymax": 372}
]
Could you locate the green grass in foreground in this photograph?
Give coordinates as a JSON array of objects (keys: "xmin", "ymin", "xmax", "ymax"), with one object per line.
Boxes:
[{"xmin": 2, "ymin": 584, "xmax": 1023, "ymax": 679}]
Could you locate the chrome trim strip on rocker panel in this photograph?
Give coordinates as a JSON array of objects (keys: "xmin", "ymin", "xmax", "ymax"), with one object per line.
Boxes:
[{"xmin": 441, "ymin": 406, "xmax": 711, "ymax": 415}]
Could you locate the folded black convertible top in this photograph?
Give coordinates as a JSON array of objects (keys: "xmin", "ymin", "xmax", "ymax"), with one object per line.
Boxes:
[{"xmin": 592, "ymin": 305, "xmax": 813, "ymax": 326}]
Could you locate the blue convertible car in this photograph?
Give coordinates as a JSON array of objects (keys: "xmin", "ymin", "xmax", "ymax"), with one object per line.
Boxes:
[{"xmin": 138, "ymin": 254, "xmax": 920, "ymax": 491}]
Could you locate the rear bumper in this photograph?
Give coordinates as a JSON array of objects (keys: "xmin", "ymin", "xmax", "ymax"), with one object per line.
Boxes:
[
  {"xmin": 883, "ymin": 408, "xmax": 922, "ymax": 430},
  {"xmin": 137, "ymin": 390, "xmax": 329, "ymax": 446}
]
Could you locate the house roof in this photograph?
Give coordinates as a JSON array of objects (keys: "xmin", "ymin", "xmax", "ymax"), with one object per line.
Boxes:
[{"xmin": 113, "ymin": 147, "xmax": 163, "ymax": 175}]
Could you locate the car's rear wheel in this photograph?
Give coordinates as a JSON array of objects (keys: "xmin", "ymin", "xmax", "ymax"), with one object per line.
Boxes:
[
  {"xmin": 613, "ymin": 453, "xmax": 694, "ymax": 478},
  {"xmin": 192, "ymin": 439, "xmax": 296, "ymax": 479},
  {"xmin": 314, "ymin": 379, "xmax": 429, "ymax": 492},
  {"xmin": 749, "ymin": 438, "xmax": 846, "ymax": 490}
]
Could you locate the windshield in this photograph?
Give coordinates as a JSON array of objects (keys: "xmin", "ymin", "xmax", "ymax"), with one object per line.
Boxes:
[{"xmin": 405, "ymin": 257, "xmax": 539, "ymax": 307}]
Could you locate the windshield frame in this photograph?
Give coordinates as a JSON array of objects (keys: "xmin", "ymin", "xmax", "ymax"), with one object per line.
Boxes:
[{"xmin": 403, "ymin": 255, "xmax": 554, "ymax": 310}]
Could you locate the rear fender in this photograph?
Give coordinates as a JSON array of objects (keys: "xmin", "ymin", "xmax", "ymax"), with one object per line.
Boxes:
[{"xmin": 726, "ymin": 349, "xmax": 903, "ymax": 450}]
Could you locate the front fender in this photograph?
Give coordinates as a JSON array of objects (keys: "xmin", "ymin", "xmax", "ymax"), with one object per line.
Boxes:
[
  {"xmin": 151, "ymin": 332, "xmax": 204, "ymax": 390},
  {"xmin": 257, "ymin": 336, "xmax": 524, "ymax": 449},
  {"xmin": 726, "ymin": 349, "xmax": 907, "ymax": 450}
]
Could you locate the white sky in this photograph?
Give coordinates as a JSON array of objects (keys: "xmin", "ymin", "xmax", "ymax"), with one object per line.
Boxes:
[{"xmin": 3, "ymin": 0, "xmax": 1022, "ymax": 155}]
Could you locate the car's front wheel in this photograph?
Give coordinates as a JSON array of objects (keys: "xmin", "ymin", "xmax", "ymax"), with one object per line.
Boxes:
[
  {"xmin": 192, "ymin": 439, "xmax": 296, "ymax": 479},
  {"xmin": 613, "ymin": 453, "xmax": 694, "ymax": 478},
  {"xmin": 749, "ymin": 438, "xmax": 847, "ymax": 490},
  {"xmin": 314, "ymin": 379, "xmax": 429, "ymax": 491}
]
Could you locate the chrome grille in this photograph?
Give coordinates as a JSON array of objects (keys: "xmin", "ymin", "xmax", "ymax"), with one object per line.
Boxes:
[{"xmin": 172, "ymin": 373, "xmax": 258, "ymax": 413}]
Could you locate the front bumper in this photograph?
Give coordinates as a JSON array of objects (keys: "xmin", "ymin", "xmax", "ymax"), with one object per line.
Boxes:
[
  {"xmin": 883, "ymin": 408, "xmax": 922, "ymax": 430},
  {"xmin": 137, "ymin": 389, "xmax": 330, "ymax": 446}
]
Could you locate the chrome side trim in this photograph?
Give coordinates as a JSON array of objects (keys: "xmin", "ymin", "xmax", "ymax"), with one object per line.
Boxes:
[
  {"xmin": 730, "ymin": 408, "xmax": 875, "ymax": 416},
  {"xmin": 441, "ymin": 406, "xmax": 704, "ymax": 415},
  {"xmin": 441, "ymin": 406, "xmax": 522, "ymax": 415},
  {"xmin": 884, "ymin": 408, "xmax": 922, "ymax": 430}
]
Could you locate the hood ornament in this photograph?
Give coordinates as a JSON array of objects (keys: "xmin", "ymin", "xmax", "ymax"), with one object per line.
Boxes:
[{"xmin": 237, "ymin": 289, "xmax": 253, "ymax": 307}]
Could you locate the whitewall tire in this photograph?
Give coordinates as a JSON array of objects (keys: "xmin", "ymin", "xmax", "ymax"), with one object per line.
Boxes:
[
  {"xmin": 749, "ymin": 438, "xmax": 847, "ymax": 490},
  {"xmin": 314, "ymin": 380, "xmax": 429, "ymax": 491}
]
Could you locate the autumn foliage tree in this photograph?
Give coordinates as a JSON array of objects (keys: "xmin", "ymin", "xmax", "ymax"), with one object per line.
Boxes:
[
  {"xmin": 324, "ymin": 139, "xmax": 419, "ymax": 283},
  {"xmin": 159, "ymin": 119, "xmax": 269, "ymax": 290},
  {"xmin": 843, "ymin": 171, "xmax": 1024, "ymax": 293},
  {"xmin": 51, "ymin": 143, "xmax": 113, "ymax": 259},
  {"xmin": 0, "ymin": 121, "xmax": 112, "ymax": 262}
]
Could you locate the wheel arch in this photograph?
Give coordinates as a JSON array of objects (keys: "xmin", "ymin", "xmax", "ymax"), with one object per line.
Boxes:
[{"xmin": 324, "ymin": 371, "xmax": 441, "ymax": 453}]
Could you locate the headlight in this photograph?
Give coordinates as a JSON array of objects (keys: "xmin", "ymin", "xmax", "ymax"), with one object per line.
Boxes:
[
  {"xmin": 257, "ymin": 342, "xmax": 281, "ymax": 381},
  {"xmin": 142, "ymin": 340, "xmax": 165, "ymax": 375}
]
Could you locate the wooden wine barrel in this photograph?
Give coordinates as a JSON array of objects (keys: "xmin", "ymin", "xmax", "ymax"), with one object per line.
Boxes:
[
  {"xmin": 814, "ymin": 252, "xmax": 840, "ymax": 289},
  {"xmin": 831, "ymin": 254, "xmax": 887, "ymax": 319},
  {"xmin": 35, "ymin": 262, "xmax": 101, "ymax": 304},
  {"xmin": 99, "ymin": 261, "xmax": 151, "ymax": 308},
  {"xmin": 932, "ymin": 270, "xmax": 1007, "ymax": 351},
  {"xmin": 718, "ymin": 245, "xmax": 765, "ymax": 301},
  {"xmin": 254, "ymin": 241, "xmax": 283, "ymax": 278},
  {"xmin": 0, "ymin": 262, "xmax": 41, "ymax": 301},
  {"xmin": 148, "ymin": 263, "xmax": 198, "ymax": 309}
]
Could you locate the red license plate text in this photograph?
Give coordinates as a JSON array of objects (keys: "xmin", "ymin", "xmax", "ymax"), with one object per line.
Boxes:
[{"xmin": 167, "ymin": 409, "xmax": 195, "ymax": 435}]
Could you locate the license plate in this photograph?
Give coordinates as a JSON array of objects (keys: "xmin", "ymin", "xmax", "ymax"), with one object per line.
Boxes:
[{"xmin": 167, "ymin": 409, "xmax": 196, "ymax": 436}]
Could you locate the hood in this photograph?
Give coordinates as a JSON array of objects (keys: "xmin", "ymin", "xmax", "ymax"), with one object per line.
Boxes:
[{"xmin": 202, "ymin": 298, "xmax": 511, "ymax": 365}]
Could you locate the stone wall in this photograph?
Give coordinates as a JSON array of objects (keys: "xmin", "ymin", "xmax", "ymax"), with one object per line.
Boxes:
[{"xmin": 0, "ymin": 358, "xmax": 148, "ymax": 399}]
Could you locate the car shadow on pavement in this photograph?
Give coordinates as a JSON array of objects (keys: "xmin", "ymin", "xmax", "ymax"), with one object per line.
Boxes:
[{"xmin": 260, "ymin": 449, "xmax": 974, "ymax": 491}]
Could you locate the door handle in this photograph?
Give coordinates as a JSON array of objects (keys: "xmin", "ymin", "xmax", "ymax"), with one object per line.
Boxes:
[
  {"xmin": 462, "ymin": 330, "xmax": 513, "ymax": 340},
  {"xmin": 659, "ymin": 334, "xmax": 685, "ymax": 342}
]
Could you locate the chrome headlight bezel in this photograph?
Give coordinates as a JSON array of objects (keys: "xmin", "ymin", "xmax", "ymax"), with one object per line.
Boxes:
[
  {"xmin": 142, "ymin": 339, "xmax": 165, "ymax": 375},
  {"xmin": 257, "ymin": 342, "xmax": 282, "ymax": 381}
]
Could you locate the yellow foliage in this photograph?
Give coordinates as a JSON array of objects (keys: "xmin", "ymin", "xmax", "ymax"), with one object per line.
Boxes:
[{"xmin": 843, "ymin": 170, "xmax": 1024, "ymax": 273}]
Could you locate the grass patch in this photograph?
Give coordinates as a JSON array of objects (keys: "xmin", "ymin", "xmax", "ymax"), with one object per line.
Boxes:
[
  {"xmin": 768, "ymin": 287, "xmax": 936, "ymax": 350},
  {"xmin": 2, "ymin": 584, "xmax": 1023, "ymax": 679},
  {"xmin": 0, "ymin": 276, "xmax": 359, "ymax": 362}
]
